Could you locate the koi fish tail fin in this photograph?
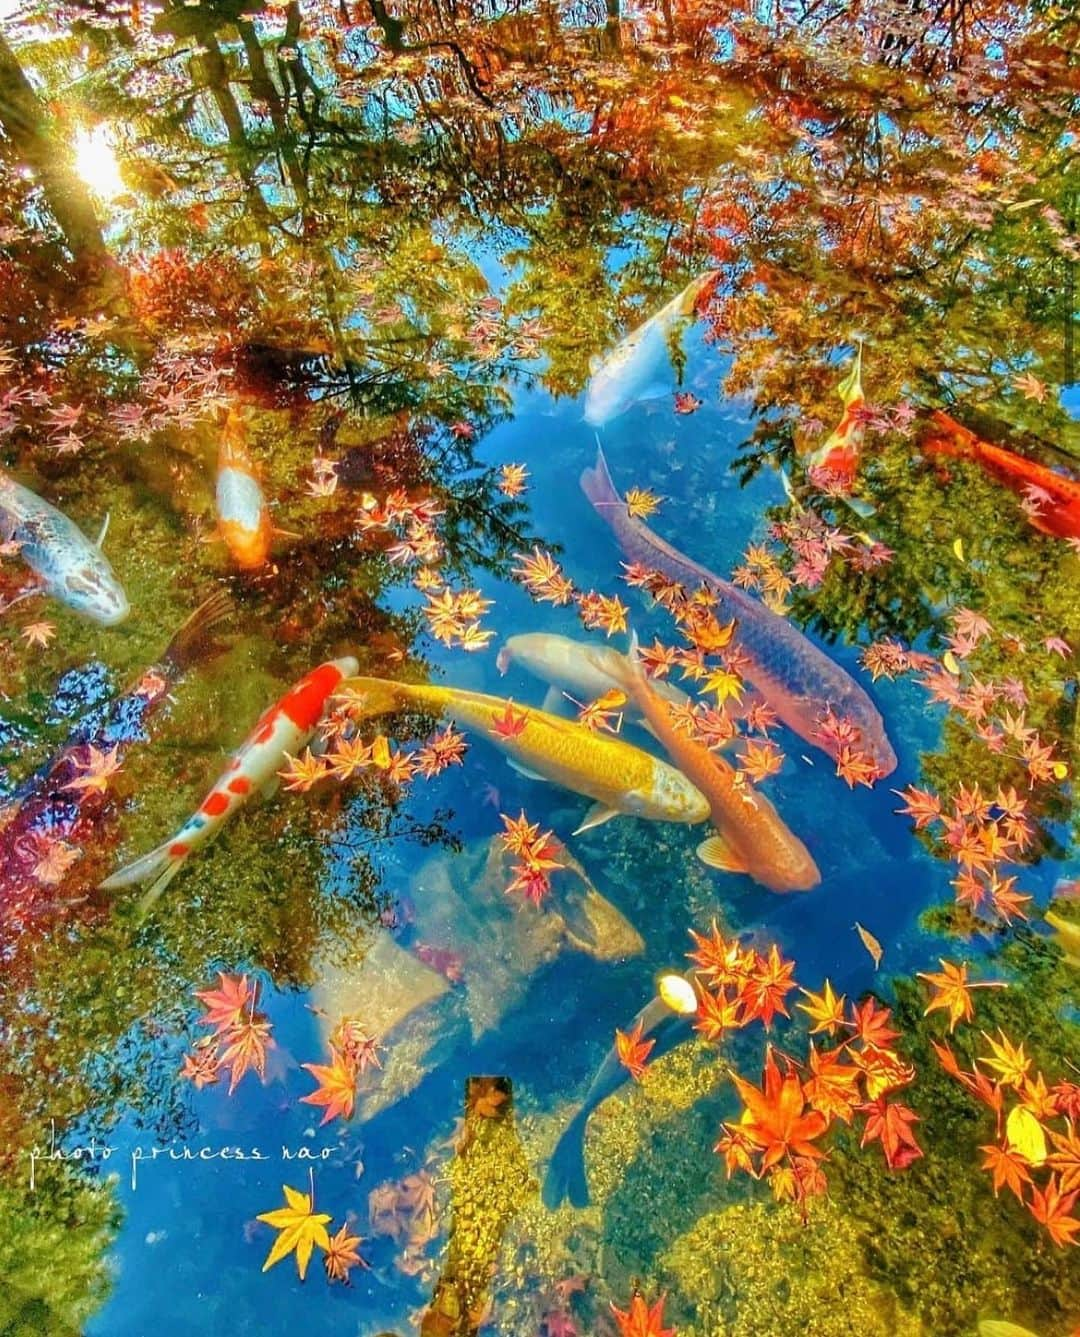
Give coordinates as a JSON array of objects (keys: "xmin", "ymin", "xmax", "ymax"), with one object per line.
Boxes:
[
  {"xmin": 335, "ymin": 675, "xmax": 409, "ymax": 720},
  {"xmin": 542, "ymin": 1108, "xmax": 591, "ymax": 1210},
  {"xmin": 580, "ymin": 441, "xmax": 622, "ymax": 512},
  {"xmin": 162, "ymin": 588, "xmax": 233, "ymax": 674},
  {"xmin": 99, "ymin": 839, "xmax": 190, "ymax": 914}
]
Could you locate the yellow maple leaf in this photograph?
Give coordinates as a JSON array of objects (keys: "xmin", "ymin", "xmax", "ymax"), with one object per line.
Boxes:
[
  {"xmin": 797, "ymin": 979, "xmax": 846, "ymax": 1034},
  {"xmin": 256, "ymin": 1184, "xmax": 332, "ymax": 1279}
]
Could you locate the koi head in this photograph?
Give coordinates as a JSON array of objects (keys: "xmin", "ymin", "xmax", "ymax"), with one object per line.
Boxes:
[
  {"xmin": 626, "ymin": 763, "xmax": 710, "ymax": 825},
  {"xmin": 62, "ymin": 559, "xmax": 130, "ymax": 625}
]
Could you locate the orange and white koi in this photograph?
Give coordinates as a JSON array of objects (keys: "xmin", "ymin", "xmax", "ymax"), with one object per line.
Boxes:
[
  {"xmin": 217, "ymin": 406, "xmax": 273, "ymax": 569},
  {"xmin": 100, "ymin": 655, "xmax": 359, "ymax": 908},
  {"xmin": 807, "ymin": 345, "xmax": 864, "ymax": 487}
]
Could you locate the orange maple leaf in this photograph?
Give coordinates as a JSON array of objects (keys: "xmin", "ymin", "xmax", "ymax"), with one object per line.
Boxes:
[
  {"xmin": 301, "ymin": 1046, "xmax": 359, "ymax": 1125},
  {"xmin": 1028, "ymin": 1176, "xmax": 1080, "ymax": 1247},
  {"xmin": 194, "ymin": 972, "xmax": 258, "ymax": 1034},
  {"xmin": 917, "ymin": 959, "xmax": 1006, "ymax": 1033},
  {"xmin": 219, "ymin": 1016, "xmax": 274, "ymax": 1094},
  {"xmin": 737, "ymin": 944, "xmax": 797, "ymax": 1027},
  {"xmin": 610, "ymin": 1291, "xmax": 675, "ymax": 1337},
  {"xmin": 324, "ymin": 1222, "xmax": 368, "ymax": 1282},
  {"xmin": 615, "ymin": 1019, "xmax": 655, "ymax": 1081},
  {"xmin": 980, "ymin": 1141, "xmax": 1033, "ymax": 1200},
  {"xmin": 729, "ymin": 1048, "xmax": 828, "ymax": 1171}
]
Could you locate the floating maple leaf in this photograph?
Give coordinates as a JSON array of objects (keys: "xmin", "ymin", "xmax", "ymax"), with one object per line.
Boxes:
[
  {"xmin": 980, "ymin": 1141, "xmax": 1033, "ymax": 1200},
  {"xmin": 256, "ymin": 1185, "xmax": 332, "ymax": 1280},
  {"xmin": 615, "ymin": 1018, "xmax": 655, "ymax": 1081},
  {"xmin": 219, "ymin": 1016, "xmax": 274, "ymax": 1094},
  {"xmin": 498, "ymin": 462, "xmax": 529, "ymax": 496},
  {"xmin": 626, "ymin": 487, "xmax": 662, "ymax": 519},
  {"xmin": 21, "ymin": 620, "xmax": 55, "ymax": 648},
  {"xmin": 1028, "ymin": 1176, "xmax": 1080, "ymax": 1247},
  {"xmin": 323, "ymin": 1222, "xmax": 368, "ymax": 1282},
  {"xmin": 491, "ymin": 700, "xmax": 528, "ymax": 738},
  {"xmin": 1012, "ymin": 371, "xmax": 1048, "ymax": 402},
  {"xmin": 797, "ymin": 979, "xmax": 846, "ymax": 1034},
  {"xmin": 279, "ymin": 748, "xmax": 328, "ymax": 792},
  {"xmin": 195, "ymin": 973, "xmax": 258, "ymax": 1034},
  {"xmin": 302, "ymin": 1046, "xmax": 359, "ymax": 1125},
  {"xmin": 674, "ymin": 390, "xmax": 702, "ymax": 414},
  {"xmin": 859, "ymin": 1096, "xmax": 923, "ymax": 1170},
  {"xmin": 64, "ymin": 744, "xmax": 123, "ymax": 796},
  {"xmin": 610, "ymin": 1290, "xmax": 675, "ymax": 1337},
  {"xmin": 917, "ymin": 959, "xmax": 1006, "ymax": 1032},
  {"xmin": 728, "ymin": 1048, "xmax": 827, "ymax": 1171}
]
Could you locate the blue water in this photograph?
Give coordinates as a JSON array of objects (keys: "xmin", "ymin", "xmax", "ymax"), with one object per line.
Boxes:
[{"xmin": 55, "ymin": 323, "xmax": 996, "ymax": 1336}]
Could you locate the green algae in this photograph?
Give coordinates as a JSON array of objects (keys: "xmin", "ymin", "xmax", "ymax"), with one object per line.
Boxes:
[
  {"xmin": 661, "ymin": 1198, "xmax": 924, "ymax": 1337},
  {"xmin": 0, "ymin": 1168, "xmax": 119, "ymax": 1337}
]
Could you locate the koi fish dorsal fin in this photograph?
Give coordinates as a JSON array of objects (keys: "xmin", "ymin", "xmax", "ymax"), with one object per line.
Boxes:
[{"xmin": 696, "ymin": 834, "xmax": 749, "ymax": 874}]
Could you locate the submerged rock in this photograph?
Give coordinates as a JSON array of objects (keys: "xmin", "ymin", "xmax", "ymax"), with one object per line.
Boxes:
[{"xmin": 311, "ymin": 834, "xmax": 643, "ymax": 1118}]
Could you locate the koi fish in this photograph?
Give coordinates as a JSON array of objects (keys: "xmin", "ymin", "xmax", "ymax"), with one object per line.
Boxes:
[
  {"xmin": 0, "ymin": 472, "xmax": 129, "ymax": 624},
  {"xmin": 0, "ymin": 592, "xmax": 232, "ymax": 916},
  {"xmin": 100, "ymin": 655, "xmax": 359, "ymax": 909},
  {"xmin": 593, "ymin": 635, "xmax": 819, "ymax": 890},
  {"xmin": 496, "ymin": 631, "xmax": 690, "ymax": 727},
  {"xmin": 806, "ymin": 345, "xmax": 864, "ymax": 487},
  {"xmin": 339, "ymin": 676, "xmax": 710, "ymax": 833},
  {"xmin": 580, "ymin": 445, "xmax": 897, "ymax": 776},
  {"xmin": 923, "ymin": 410, "xmax": 1080, "ymax": 542},
  {"xmin": 543, "ymin": 971, "xmax": 700, "ymax": 1208},
  {"xmin": 216, "ymin": 406, "xmax": 273, "ymax": 569},
  {"xmin": 583, "ymin": 272, "xmax": 718, "ymax": 426}
]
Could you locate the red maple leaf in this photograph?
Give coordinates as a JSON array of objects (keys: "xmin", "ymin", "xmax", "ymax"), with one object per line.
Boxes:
[
  {"xmin": 859, "ymin": 1097, "xmax": 923, "ymax": 1170},
  {"xmin": 490, "ymin": 700, "xmax": 528, "ymax": 738}
]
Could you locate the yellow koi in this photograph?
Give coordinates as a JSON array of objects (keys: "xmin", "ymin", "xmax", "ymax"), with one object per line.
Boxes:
[{"xmin": 339, "ymin": 676, "xmax": 709, "ymax": 833}]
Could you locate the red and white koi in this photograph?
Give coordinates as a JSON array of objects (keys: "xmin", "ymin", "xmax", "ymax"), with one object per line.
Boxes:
[
  {"xmin": 807, "ymin": 345, "xmax": 865, "ymax": 487},
  {"xmin": 100, "ymin": 655, "xmax": 359, "ymax": 908},
  {"xmin": 217, "ymin": 406, "xmax": 273, "ymax": 569}
]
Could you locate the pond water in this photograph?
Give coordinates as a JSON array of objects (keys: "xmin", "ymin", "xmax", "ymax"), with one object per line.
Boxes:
[{"xmin": 0, "ymin": 2, "xmax": 1078, "ymax": 1335}]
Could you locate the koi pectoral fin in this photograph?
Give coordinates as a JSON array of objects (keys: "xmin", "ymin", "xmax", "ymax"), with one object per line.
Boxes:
[
  {"xmin": 541, "ymin": 685, "xmax": 574, "ymax": 718},
  {"xmin": 696, "ymin": 835, "xmax": 749, "ymax": 874},
  {"xmin": 506, "ymin": 757, "xmax": 549, "ymax": 782},
  {"xmin": 573, "ymin": 802, "xmax": 619, "ymax": 835},
  {"xmin": 95, "ymin": 512, "xmax": 111, "ymax": 549}
]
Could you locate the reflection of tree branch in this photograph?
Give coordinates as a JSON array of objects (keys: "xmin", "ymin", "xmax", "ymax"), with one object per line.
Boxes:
[
  {"xmin": 192, "ymin": 33, "xmax": 276, "ymax": 240},
  {"xmin": 0, "ymin": 33, "xmax": 108, "ymax": 267}
]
